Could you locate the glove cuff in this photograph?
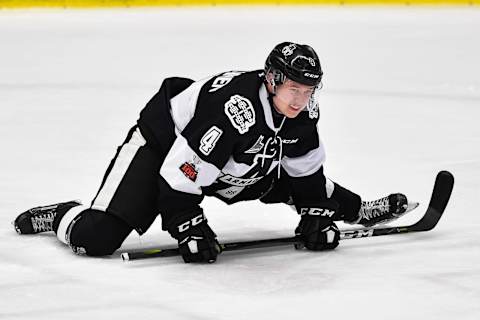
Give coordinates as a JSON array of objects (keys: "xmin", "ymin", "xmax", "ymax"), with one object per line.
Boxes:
[{"xmin": 167, "ymin": 209, "xmax": 207, "ymax": 239}]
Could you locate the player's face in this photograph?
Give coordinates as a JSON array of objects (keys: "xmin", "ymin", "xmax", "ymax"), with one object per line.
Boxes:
[{"xmin": 272, "ymin": 79, "xmax": 316, "ymax": 118}]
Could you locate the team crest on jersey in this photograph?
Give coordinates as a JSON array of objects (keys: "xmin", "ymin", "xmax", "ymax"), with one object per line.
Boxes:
[
  {"xmin": 224, "ymin": 95, "xmax": 256, "ymax": 134},
  {"xmin": 245, "ymin": 135, "xmax": 264, "ymax": 154}
]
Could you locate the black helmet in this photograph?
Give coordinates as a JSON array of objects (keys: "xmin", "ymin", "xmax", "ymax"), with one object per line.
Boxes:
[{"xmin": 265, "ymin": 42, "xmax": 323, "ymax": 87}]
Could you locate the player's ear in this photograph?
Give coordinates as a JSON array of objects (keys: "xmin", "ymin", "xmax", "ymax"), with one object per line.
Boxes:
[{"xmin": 265, "ymin": 72, "xmax": 275, "ymax": 86}]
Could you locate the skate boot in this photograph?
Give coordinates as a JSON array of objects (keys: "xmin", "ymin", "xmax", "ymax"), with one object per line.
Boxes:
[
  {"xmin": 356, "ymin": 193, "xmax": 408, "ymax": 227},
  {"xmin": 13, "ymin": 200, "xmax": 81, "ymax": 234}
]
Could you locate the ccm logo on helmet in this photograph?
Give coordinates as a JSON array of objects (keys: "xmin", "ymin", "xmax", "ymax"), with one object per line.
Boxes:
[
  {"xmin": 300, "ymin": 207, "xmax": 335, "ymax": 217},
  {"xmin": 304, "ymin": 72, "xmax": 320, "ymax": 79}
]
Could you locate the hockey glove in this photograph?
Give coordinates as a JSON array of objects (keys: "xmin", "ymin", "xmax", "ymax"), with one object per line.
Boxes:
[
  {"xmin": 168, "ymin": 212, "xmax": 222, "ymax": 263},
  {"xmin": 295, "ymin": 210, "xmax": 340, "ymax": 251}
]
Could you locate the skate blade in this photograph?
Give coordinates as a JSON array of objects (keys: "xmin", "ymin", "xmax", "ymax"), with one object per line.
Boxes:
[
  {"xmin": 406, "ymin": 202, "xmax": 420, "ymax": 213},
  {"xmin": 367, "ymin": 201, "xmax": 420, "ymax": 227}
]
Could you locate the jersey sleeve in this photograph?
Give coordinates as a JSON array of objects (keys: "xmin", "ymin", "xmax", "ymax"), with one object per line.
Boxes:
[
  {"xmin": 159, "ymin": 124, "xmax": 232, "ymax": 196},
  {"xmin": 281, "ymin": 137, "xmax": 326, "ymax": 178},
  {"xmin": 281, "ymin": 112, "xmax": 326, "ymax": 177},
  {"xmin": 158, "ymin": 79, "xmax": 244, "ymax": 230},
  {"xmin": 160, "ymin": 92, "xmax": 240, "ymax": 195}
]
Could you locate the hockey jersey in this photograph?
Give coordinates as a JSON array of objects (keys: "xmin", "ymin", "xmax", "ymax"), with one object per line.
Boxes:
[{"xmin": 138, "ymin": 70, "xmax": 330, "ymax": 230}]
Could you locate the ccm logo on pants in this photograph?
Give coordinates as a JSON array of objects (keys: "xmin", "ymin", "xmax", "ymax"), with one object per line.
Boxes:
[{"xmin": 300, "ymin": 208, "xmax": 335, "ymax": 218}]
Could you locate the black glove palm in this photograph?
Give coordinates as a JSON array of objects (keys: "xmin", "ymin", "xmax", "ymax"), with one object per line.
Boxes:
[{"xmin": 295, "ymin": 215, "xmax": 340, "ymax": 251}]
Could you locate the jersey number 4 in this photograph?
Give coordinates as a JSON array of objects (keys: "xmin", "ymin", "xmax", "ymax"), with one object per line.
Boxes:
[{"xmin": 200, "ymin": 126, "xmax": 223, "ymax": 156}]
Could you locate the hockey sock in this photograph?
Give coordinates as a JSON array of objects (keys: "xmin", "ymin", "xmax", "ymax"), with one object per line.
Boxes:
[{"xmin": 55, "ymin": 205, "xmax": 88, "ymax": 245}]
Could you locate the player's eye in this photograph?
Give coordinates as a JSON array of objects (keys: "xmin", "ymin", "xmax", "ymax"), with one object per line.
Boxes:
[{"xmin": 289, "ymin": 88, "xmax": 300, "ymax": 94}]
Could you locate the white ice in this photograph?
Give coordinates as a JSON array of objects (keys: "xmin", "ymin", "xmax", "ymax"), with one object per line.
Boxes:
[{"xmin": 1, "ymin": 6, "xmax": 479, "ymax": 320}]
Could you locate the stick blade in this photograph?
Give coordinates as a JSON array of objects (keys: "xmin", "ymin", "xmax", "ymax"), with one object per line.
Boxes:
[{"xmin": 411, "ymin": 170, "xmax": 454, "ymax": 231}]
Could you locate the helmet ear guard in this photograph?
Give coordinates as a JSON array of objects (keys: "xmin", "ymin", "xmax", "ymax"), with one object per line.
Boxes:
[{"xmin": 265, "ymin": 67, "xmax": 286, "ymax": 92}]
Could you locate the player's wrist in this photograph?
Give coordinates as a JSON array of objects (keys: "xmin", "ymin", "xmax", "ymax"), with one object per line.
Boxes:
[{"xmin": 167, "ymin": 209, "xmax": 208, "ymax": 240}]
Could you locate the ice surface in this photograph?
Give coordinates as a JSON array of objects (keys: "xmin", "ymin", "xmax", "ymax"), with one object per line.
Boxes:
[{"xmin": 1, "ymin": 6, "xmax": 479, "ymax": 320}]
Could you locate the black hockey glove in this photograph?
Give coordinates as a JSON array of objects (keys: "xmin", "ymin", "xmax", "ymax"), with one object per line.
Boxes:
[
  {"xmin": 295, "ymin": 208, "xmax": 340, "ymax": 251},
  {"xmin": 168, "ymin": 212, "xmax": 222, "ymax": 263}
]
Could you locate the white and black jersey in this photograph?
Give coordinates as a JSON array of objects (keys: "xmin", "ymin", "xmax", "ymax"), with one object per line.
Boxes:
[{"xmin": 128, "ymin": 70, "xmax": 334, "ymax": 232}]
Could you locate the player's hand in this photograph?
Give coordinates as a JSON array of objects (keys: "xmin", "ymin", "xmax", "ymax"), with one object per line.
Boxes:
[
  {"xmin": 169, "ymin": 213, "xmax": 222, "ymax": 263},
  {"xmin": 295, "ymin": 214, "xmax": 340, "ymax": 251}
]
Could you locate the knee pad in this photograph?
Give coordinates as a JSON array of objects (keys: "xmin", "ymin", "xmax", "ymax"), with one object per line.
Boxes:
[{"xmin": 68, "ymin": 210, "xmax": 132, "ymax": 256}]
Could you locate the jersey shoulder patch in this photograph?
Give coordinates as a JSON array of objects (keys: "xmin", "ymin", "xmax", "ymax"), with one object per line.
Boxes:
[
  {"xmin": 306, "ymin": 99, "xmax": 319, "ymax": 119},
  {"xmin": 224, "ymin": 94, "xmax": 256, "ymax": 134}
]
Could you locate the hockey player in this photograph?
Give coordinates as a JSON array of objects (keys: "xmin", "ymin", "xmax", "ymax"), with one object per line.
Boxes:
[{"xmin": 13, "ymin": 42, "xmax": 409, "ymax": 263}]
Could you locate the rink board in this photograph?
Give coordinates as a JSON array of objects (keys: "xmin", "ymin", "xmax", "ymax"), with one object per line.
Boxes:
[{"xmin": 1, "ymin": 0, "xmax": 478, "ymax": 9}]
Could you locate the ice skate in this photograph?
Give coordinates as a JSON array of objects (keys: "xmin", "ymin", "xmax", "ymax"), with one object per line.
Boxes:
[
  {"xmin": 13, "ymin": 200, "xmax": 81, "ymax": 234},
  {"xmin": 355, "ymin": 193, "xmax": 411, "ymax": 227}
]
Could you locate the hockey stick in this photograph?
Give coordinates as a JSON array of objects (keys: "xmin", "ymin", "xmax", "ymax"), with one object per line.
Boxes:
[{"xmin": 121, "ymin": 171, "xmax": 454, "ymax": 261}]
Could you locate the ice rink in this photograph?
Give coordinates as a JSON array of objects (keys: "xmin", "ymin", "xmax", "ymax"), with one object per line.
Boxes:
[{"xmin": 1, "ymin": 6, "xmax": 479, "ymax": 319}]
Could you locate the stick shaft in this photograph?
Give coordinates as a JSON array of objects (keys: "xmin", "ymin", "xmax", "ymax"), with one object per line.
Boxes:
[{"xmin": 122, "ymin": 171, "xmax": 453, "ymax": 262}]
